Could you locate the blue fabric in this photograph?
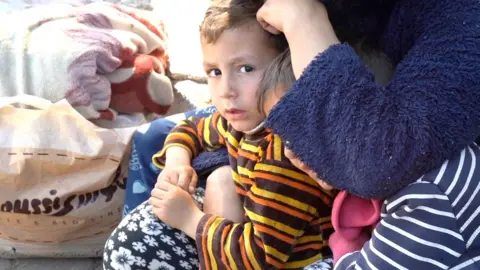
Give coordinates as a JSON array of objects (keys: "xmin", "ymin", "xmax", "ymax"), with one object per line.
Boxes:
[
  {"xmin": 123, "ymin": 106, "xmax": 229, "ymax": 216},
  {"xmin": 266, "ymin": 0, "xmax": 480, "ymax": 199}
]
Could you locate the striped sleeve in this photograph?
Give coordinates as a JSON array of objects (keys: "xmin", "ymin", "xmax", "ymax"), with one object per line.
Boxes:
[
  {"xmin": 152, "ymin": 112, "xmax": 227, "ymax": 168},
  {"xmin": 334, "ymin": 182, "xmax": 464, "ymax": 270},
  {"xmin": 196, "ymin": 140, "xmax": 334, "ymax": 269}
]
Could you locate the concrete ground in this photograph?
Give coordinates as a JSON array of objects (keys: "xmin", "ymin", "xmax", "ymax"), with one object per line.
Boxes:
[
  {"xmin": 0, "ymin": 0, "xmax": 208, "ymax": 269},
  {"xmin": 0, "ymin": 258, "xmax": 102, "ymax": 270}
]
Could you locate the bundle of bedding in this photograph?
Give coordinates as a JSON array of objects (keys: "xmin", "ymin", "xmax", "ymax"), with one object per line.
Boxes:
[{"xmin": 0, "ymin": 2, "xmax": 173, "ymax": 120}]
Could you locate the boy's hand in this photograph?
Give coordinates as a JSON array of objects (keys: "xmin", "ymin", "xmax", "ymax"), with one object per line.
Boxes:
[
  {"xmin": 158, "ymin": 165, "xmax": 198, "ymax": 194},
  {"xmin": 149, "ymin": 180, "xmax": 204, "ymax": 238},
  {"xmin": 285, "ymin": 147, "xmax": 333, "ymax": 191},
  {"xmin": 256, "ymin": 0, "xmax": 329, "ymax": 36}
]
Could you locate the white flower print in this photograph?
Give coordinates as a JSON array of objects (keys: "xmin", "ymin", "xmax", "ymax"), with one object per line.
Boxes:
[
  {"xmin": 173, "ymin": 246, "xmax": 186, "ymax": 257},
  {"xmin": 132, "ymin": 241, "xmax": 147, "ymax": 253},
  {"xmin": 155, "ymin": 250, "xmax": 172, "ymax": 260},
  {"xmin": 135, "ymin": 256, "xmax": 147, "ymax": 267},
  {"xmin": 148, "ymin": 259, "xmax": 175, "ymax": 270},
  {"xmin": 304, "ymin": 258, "xmax": 333, "ymax": 270},
  {"xmin": 174, "ymin": 232, "xmax": 189, "ymax": 244},
  {"xmin": 186, "ymin": 245, "xmax": 197, "ymax": 255},
  {"xmin": 192, "ymin": 188, "xmax": 205, "ymax": 207},
  {"xmin": 131, "ymin": 213, "xmax": 141, "ymax": 221},
  {"xmin": 118, "ymin": 231, "xmax": 128, "ymax": 242},
  {"xmin": 189, "ymin": 258, "xmax": 199, "ymax": 267},
  {"xmin": 140, "ymin": 218, "xmax": 163, "ymax": 236},
  {"xmin": 127, "ymin": 222, "xmax": 138, "ymax": 231},
  {"xmin": 140, "ymin": 205, "xmax": 155, "ymax": 220},
  {"xmin": 136, "ymin": 202, "xmax": 146, "ymax": 211},
  {"xmin": 118, "ymin": 215, "xmax": 131, "ymax": 229},
  {"xmin": 103, "ymin": 252, "xmax": 109, "ymax": 262},
  {"xmin": 107, "ymin": 239, "xmax": 115, "ymax": 250},
  {"xmin": 180, "ymin": 260, "xmax": 192, "ymax": 269},
  {"xmin": 110, "ymin": 247, "xmax": 135, "ymax": 270},
  {"xmin": 143, "ymin": 235, "xmax": 159, "ymax": 247},
  {"xmin": 144, "ymin": 203, "xmax": 153, "ymax": 211},
  {"xmin": 160, "ymin": 235, "xmax": 175, "ymax": 246}
]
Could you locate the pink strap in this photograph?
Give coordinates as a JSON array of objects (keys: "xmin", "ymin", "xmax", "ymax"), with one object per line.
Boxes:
[{"xmin": 331, "ymin": 191, "xmax": 382, "ymax": 240}]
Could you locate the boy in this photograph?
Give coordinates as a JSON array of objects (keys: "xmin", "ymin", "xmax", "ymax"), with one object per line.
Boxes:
[{"xmin": 148, "ymin": 1, "xmax": 334, "ymax": 269}]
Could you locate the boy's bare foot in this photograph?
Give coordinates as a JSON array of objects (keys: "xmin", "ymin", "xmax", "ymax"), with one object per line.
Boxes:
[{"xmin": 149, "ymin": 180, "xmax": 204, "ymax": 238}]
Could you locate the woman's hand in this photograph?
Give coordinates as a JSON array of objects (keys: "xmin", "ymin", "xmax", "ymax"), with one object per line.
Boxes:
[
  {"xmin": 257, "ymin": 0, "xmax": 340, "ymax": 78},
  {"xmin": 256, "ymin": 0, "xmax": 328, "ymax": 35},
  {"xmin": 285, "ymin": 147, "xmax": 334, "ymax": 191}
]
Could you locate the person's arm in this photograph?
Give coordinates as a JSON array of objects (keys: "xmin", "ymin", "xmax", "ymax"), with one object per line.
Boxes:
[
  {"xmin": 152, "ymin": 111, "xmax": 227, "ymax": 168},
  {"xmin": 334, "ymin": 181, "xmax": 464, "ymax": 269},
  {"xmin": 267, "ymin": 0, "xmax": 480, "ymax": 198},
  {"xmin": 195, "ymin": 142, "xmax": 334, "ymax": 269}
]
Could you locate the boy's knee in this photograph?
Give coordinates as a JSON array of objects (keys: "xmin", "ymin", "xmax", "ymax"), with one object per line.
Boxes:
[{"xmin": 206, "ymin": 166, "xmax": 233, "ymax": 186}]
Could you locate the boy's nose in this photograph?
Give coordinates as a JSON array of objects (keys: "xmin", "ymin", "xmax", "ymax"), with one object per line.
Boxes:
[
  {"xmin": 220, "ymin": 89, "xmax": 236, "ymax": 99},
  {"xmin": 219, "ymin": 77, "xmax": 237, "ymax": 99}
]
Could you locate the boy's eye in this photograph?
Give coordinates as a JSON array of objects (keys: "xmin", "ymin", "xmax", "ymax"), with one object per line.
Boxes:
[
  {"xmin": 208, "ymin": 69, "xmax": 221, "ymax": 77},
  {"xmin": 239, "ymin": 65, "xmax": 254, "ymax": 73}
]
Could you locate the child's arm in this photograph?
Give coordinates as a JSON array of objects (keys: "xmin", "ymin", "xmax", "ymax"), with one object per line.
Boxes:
[
  {"xmin": 194, "ymin": 136, "xmax": 334, "ymax": 269},
  {"xmin": 151, "ymin": 112, "xmax": 228, "ymax": 192},
  {"xmin": 152, "ymin": 111, "xmax": 227, "ymax": 168},
  {"xmin": 334, "ymin": 182, "xmax": 463, "ymax": 270}
]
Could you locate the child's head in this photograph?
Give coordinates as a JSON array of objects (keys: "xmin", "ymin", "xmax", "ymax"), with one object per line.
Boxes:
[
  {"xmin": 258, "ymin": 49, "xmax": 295, "ymax": 117},
  {"xmin": 200, "ymin": 0, "xmax": 288, "ymax": 132}
]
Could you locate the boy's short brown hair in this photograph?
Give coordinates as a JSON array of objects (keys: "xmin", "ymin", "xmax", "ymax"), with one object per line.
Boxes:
[
  {"xmin": 258, "ymin": 49, "xmax": 295, "ymax": 116},
  {"xmin": 200, "ymin": 0, "xmax": 288, "ymax": 52}
]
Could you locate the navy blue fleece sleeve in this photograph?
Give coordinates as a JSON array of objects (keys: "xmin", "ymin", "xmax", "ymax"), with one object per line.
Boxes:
[{"xmin": 266, "ymin": 0, "xmax": 480, "ymax": 198}]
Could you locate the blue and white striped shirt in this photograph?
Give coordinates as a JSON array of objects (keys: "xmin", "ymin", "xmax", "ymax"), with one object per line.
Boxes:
[{"xmin": 336, "ymin": 143, "xmax": 480, "ymax": 269}]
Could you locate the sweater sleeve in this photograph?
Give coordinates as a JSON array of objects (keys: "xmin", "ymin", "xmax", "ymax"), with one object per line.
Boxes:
[
  {"xmin": 334, "ymin": 182, "xmax": 464, "ymax": 269},
  {"xmin": 152, "ymin": 111, "xmax": 227, "ymax": 168},
  {"xmin": 195, "ymin": 151, "xmax": 334, "ymax": 269},
  {"xmin": 266, "ymin": 0, "xmax": 480, "ymax": 198}
]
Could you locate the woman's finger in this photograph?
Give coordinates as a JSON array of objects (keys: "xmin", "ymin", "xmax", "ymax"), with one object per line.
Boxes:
[
  {"xmin": 296, "ymin": 160, "xmax": 310, "ymax": 171},
  {"xmin": 285, "ymin": 147, "xmax": 312, "ymax": 172},
  {"xmin": 289, "ymin": 156, "xmax": 307, "ymax": 172},
  {"xmin": 318, "ymin": 180, "xmax": 334, "ymax": 191},
  {"xmin": 284, "ymin": 147, "xmax": 296, "ymax": 160},
  {"xmin": 284, "ymin": 147, "xmax": 330, "ymax": 189}
]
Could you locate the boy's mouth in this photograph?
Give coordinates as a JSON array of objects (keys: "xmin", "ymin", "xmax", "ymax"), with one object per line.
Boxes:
[
  {"xmin": 225, "ymin": 108, "xmax": 244, "ymax": 114},
  {"xmin": 225, "ymin": 108, "xmax": 247, "ymax": 120}
]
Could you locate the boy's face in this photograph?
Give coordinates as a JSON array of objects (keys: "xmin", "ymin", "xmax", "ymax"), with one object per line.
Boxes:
[{"xmin": 201, "ymin": 22, "xmax": 280, "ymax": 132}]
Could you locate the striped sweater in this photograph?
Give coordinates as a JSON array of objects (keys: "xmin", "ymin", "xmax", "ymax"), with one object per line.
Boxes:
[
  {"xmin": 335, "ymin": 143, "xmax": 480, "ymax": 269},
  {"xmin": 153, "ymin": 112, "xmax": 334, "ymax": 269}
]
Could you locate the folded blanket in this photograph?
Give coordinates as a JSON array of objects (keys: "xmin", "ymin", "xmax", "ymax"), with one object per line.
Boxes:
[{"xmin": 0, "ymin": 2, "xmax": 172, "ymax": 120}]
